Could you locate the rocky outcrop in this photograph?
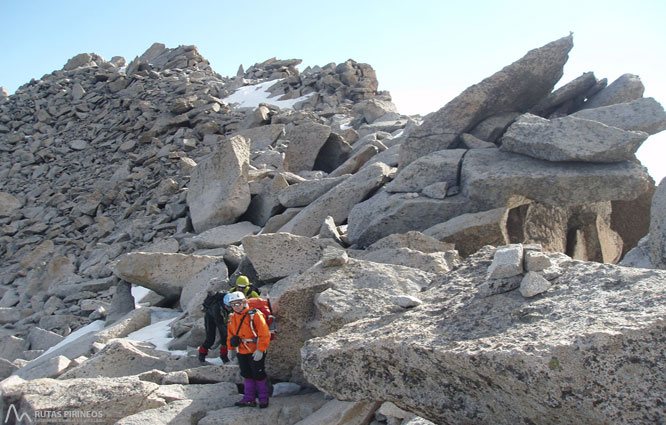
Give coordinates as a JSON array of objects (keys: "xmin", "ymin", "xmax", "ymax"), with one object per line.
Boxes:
[
  {"xmin": 241, "ymin": 232, "xmax": 326, "ymax": 281},
  {"xmin": 423, "ymin": 207, "xmax": 512, "ymax": 256},
  {"xmin": 112, "ymin": 252, "xmax": 222, "ymax": 301},
  {"xmin": 277, "ymin": 174, "xmax": 349, "ymax": 208},
  {"xmin": 268, "ymin": 258, "xmax": 434, "ymax": 383},
  {"xmin": 278, "ymin": 162, "xmax": 395, "ymax": 237},
  {"xmin": 186, "ymin": 135, "xmax": 251, "ymax": 232},
  {"xmin": 581, "ymin": 73, "xmax": 645, "ymax": 110},
  {"xmin": 283, "ymin": 122, "xmax": 334, "ymax": 172},
  {"xmin": 347, "ymin": 148, "xmax": 651, "ymax": 249},
  {"xmin": 302, "ymin": 245, "xmax": 666, "ymax": 425},
  {"xmin": 1, "ymin": 376, "xmax": 166, "ymax": 425},
  {"xmin": 400, "ymin": 35, "xmax": 573, "ymax": 167},
  {"xmin": 571, "ymin": 97, "xmax": 666, "ymax": 135},
  {"xmin": 500, "ymin": 113, "xmax": 648, "ymax": 162}
]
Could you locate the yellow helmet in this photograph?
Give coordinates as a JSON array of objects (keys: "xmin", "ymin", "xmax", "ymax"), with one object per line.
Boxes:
[{"xmin": 235, "ymin": 275, "xmax": 250, "ymax": 287}]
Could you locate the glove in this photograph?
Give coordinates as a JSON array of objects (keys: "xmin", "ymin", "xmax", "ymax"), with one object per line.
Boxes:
[
  {"xmin": 228, "ymin": 350, "xmax": 237, "ymax": 362},
  {"xmin": 252, "ymin": 350, "xmax": 264, "ymax": 361}
]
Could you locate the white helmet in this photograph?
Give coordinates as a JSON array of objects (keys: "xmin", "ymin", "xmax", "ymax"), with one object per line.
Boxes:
[{"xmin": 227, "ymin": 291, "xmax": 246, "ymax": 304}]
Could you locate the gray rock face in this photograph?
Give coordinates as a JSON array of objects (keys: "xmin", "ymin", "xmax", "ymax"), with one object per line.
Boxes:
[
  {"xmin": 27, "ymin": 327, "xmax": 65, "ymax": 352},
  {"xmin": 283, "ymin": 122, "xmax": 332, "ymax": 172},
  {"xmin": 0, "ymin": 308, "xmax": 21, "ymax": 325},
  {"xmin": 187, "ymin": 135, "xmax": 251, "ymax": 233},
  {"xmin": 0, "ymin": 335, "xmax": 29, "ymax": 362},
  {"xmin": 117, "ymin": 382, "xmax": 239, "ymax": 425},
  {"xmin": 0, "ymin": 192, "xmax": 22, "ymax": 216},
  {"xmin": 104, "ymin": 281, "xmax": 135, "ymax": 326},
  {"xmin": 292, "ymin": 399, "xmax": 379, "ymax": 425},
  {"xmin": 277, "ymin": 175, "xmax": 350, "ymax": 208},
  {"xmin": 354, "ymin": 98, "xmax": 399, "ymax": 124},
  {"xmin": 59, "ymin": 339, "xmax": 166, "ymax": 379},
  {"xmin": 487, "ymin": 243, "xmax": 524, "ymax": 278},
  {"xmin": 366, "ymin": 231, "xmax": 454, "ymax": 253},
  {"xmin": 469, "ymin": 112, "xmax": 521, "ymax": 144},
  {"xmin": 619, "ymin": 236, "xmax": 653, "ymax": 269},
  {"xmin": 347, "ymin": 191, "xmax": 473, "ymax": 248},
  {"xmin": 234, "ymin": 123, "xmax": 285, "ymax": 150},
  {"xmin": 571, "ymin": 97, "xmax": 666, "ymax": 135},
  {"xmin": 582, "ymin": 73, "xmax": 645, "ymax": 110},
  {"xmin": 1, "ymin": 376, "xmax": 165, "ymax": 424},
  {"xmin": 328, "ymin": 144, "xmax": 379, "ymax": 178},
  {"xmin": 242, "ymin": 232, "xmax": 325, "ymax": 281},
  {"xmin": 113, "ymin": 252, "xmax": 220, "ymax": 301},
  {"xmin": 529, "ymin": 72, "xmax": 598, "ymax": 117},
  {"xmin": 302, "ymin": 247, "xmax": 666, "ymax": 425},
  {"xmin": 279, "ymin": 162, "xmax": 395, "ymax": 237},
  {"xmin": 0, "ymin": 358, "xmax": 18, "ymax": 380},
  {"xmin": 179, "ymin": 257, "xmax": 229, "ymax": 316},
  {"xmin": 500, "ymin": 113, "xmax": 648, "ymax": 163},
  {"xmin": 268, "ymin": 258, "xmax": 434, "ymax": 383},
  {"xmin": 94, "ymin": 308, "xmax": 152, "ymax": 344},
  {"xmin": 519, "ymin": 270, "xmax": 551, "ymax": 297},
  {"xmin": 14, "ymin": 355, "xmax": 71, "ymax": 380},
  {"xmin": 423, "ymin": 207, "xmax": 510, "ymax": 257},
  {"xmin": 400, "ymin": 35, "xmax": 573, "ymax": 167},
  {"xmin": 460, "ymin": 133, "xmax": 496, "ymax": 149},
  {"xmin": 199, "ymin": 392, "xmax": 329, "ymax": 425},
  {"xmin": 189, "ymin": 221, "xmax": 260, "ymax": 249},
  {"xmin": 462, "ymin": 149, "xmax": 651, "ymax": 209},
  {"xmin": 357, "ymin": 248, "xmax": 460, "ymax": 274},
  {"xmin": 649, "ymin": 177, "xmax": 666, "ymax": 269},
  {"xmin": 386, "ymin": 149, "xmax": 465, "ymax": 193}
]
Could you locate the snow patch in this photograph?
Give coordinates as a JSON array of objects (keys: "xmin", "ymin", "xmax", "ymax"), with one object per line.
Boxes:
[
  {"xmin": 131, "ymin": 285, "xmax": 151, "ymax": 307},
  {"xmin": 126, "ymin": 310, "xmax": 185, "ymax": 355},
  {"xmin": 223, "ymin": 79, "xmax": 314, "ymax": 110}
]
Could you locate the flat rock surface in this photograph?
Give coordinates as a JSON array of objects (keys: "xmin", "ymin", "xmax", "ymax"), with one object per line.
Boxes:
[{"xmin": 302, "ymin": 246, "xmax": 666, "ymax": 425}]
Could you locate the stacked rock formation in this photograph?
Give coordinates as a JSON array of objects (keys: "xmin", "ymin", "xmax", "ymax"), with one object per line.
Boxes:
[{"xmin": 2, "ymin": 34, "xmax": 666, "ymax": 424}]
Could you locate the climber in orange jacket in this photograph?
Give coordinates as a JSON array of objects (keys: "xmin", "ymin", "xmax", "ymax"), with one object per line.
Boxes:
[{"xmin": 226, "ymin": 291, "xmax": 272, "ymax": 408}]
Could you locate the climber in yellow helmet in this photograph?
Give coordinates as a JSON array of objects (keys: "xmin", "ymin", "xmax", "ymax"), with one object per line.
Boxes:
[{"xmin": 228, "ymin": 275, "xmax": 260, "ymax": 299}]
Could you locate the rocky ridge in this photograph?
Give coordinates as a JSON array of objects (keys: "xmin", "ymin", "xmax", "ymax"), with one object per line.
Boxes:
[{"xmin": 1, "ymin": 35, "xmax": 666, "ymax": 424}]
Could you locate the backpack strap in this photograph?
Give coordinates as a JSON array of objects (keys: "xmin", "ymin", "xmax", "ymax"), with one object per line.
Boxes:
[
  {"xmin": 232, "ymin": 311, "xmax": 248, "ymax": 338},
  {"xmin": 247, "ymin": 309, "xmax": 258, "ymax": 338},
  {"xmin": 241, "ymin": 309, "xmax": 260, "ymax": 350}
]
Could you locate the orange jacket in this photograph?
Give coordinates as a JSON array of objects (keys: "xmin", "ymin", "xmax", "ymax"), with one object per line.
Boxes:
[{"xmin": 226, "ymin": 306, "xmax": 271, "ymax": 354}]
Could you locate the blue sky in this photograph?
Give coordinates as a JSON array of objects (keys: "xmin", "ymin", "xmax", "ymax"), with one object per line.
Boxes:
[{"xmin": 1, "ymin": 0, "xmax": 665, "ymax": 182}]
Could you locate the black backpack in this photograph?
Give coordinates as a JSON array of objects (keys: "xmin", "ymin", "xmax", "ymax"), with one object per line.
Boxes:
[{"xmin": 202, "ymin": 292, "xmax": 228, "ymax": 321}]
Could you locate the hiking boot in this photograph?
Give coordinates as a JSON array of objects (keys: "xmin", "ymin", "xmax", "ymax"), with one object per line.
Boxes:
[
  {"xmin": 258, "ymin": 401, "xmax": 269, "ymax": 408},
  {"xmin": 198, "ymin": 352, "xmax": 206, "ymax": 363},
  {"xmin": 234, "ymin": 401, "xmax": 256, "ymax": 407}
]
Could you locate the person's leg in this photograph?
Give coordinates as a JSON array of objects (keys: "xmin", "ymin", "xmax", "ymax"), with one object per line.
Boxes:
[
  {"xmin": 199, "ymin": 314, "xmax": 216, "ymax": 362},
  {"xmin": 250, "ymin": 353, "xmax": 270, "ymax": 407},
  {"xmin": 235, "ymin": 354, "xmax": 256, "ymax": 407},
  {"xmin": 212, "ymin": 303, "xmax": 229, "ymax": 363}
]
